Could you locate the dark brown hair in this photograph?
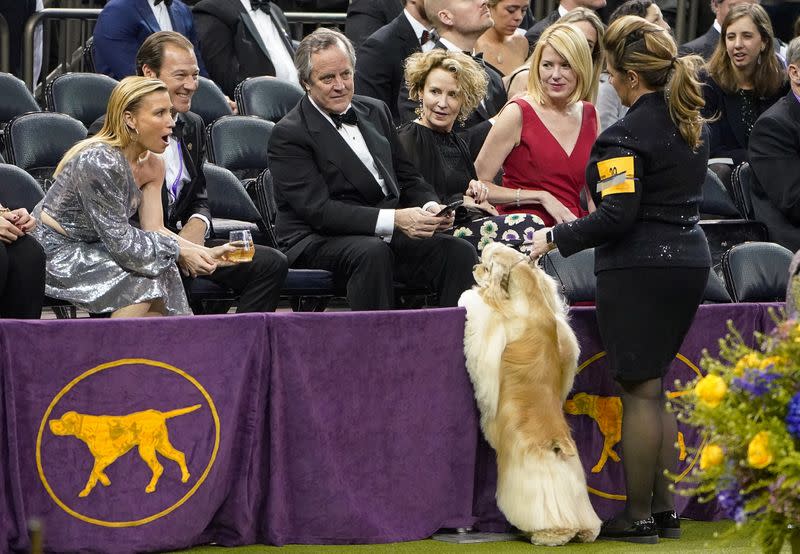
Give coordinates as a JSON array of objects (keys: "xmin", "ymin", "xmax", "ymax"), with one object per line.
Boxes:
[{"xmin": 135, "ymin": 31, "xmax": 195, "ymax": 76}]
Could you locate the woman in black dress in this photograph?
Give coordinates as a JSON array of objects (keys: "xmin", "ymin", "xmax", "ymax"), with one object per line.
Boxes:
[
  {"xmin": 530, "ymin": 15, "xmax": 711, "ymax": 543},
  {"xmin": 0, "ymin": 200, "xmax": 45, "ymax": 318}
]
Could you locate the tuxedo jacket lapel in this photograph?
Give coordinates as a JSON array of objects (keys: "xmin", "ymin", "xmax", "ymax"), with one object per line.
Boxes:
[
  {"xmin": 301, "ymin": 97, "xmax": 387, "ymax": 205},
  {"xmin": 135, "ymin": 0, "xmax": 160, "ymax": 33},
  {"xmin": 352, "ymin": 101, "xmax": 399, "ymax": 198},
  {"xmin": 269, "ymin": 2, "xmax": 296, "ymax": 54},
  {"xmin": 236, "ymin": 2, "xmax": 273, "ymax": 61}
]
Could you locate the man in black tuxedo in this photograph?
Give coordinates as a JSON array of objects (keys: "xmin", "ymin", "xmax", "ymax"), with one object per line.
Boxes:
[
  {"xmin": 748, "ymin": 37, "xmax": 800, "ymax": 254},
  {"xmin": 345, "ymin": 0, "xmax": 404, "ymax": 49},
  {"xmin": 91, "ymin": 32, "xmax": 288, "ymax": 312},
  {"xmin": 524, "ymin": 0, "xmax": 605, "ymax": 48},
  {"xmin": 193, "ymin": 0, "xmax": 298, "ymax": 97},
  {"xmin": 680, "ymin": 0, "xmax": 756, "ymax": 59},
  {"xmin": 355, "ymin": 0, "xmax": 434, "ymax": 122},
  {"xmin": 397, "ymin": 0, "xmax": 507, "ymax": 158},
  {"xmin": 269, "ymin": 28, "xmax": 477, "ymax": 310}
]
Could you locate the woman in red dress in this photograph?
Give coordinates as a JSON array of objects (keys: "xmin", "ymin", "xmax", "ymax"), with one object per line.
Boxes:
[{"xmin": 466, "ymin": 23, "xmax": 598, "ymax": 252}]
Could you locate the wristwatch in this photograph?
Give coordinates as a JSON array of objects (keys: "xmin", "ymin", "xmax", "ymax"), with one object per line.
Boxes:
[{"xmin": 545, "ymin": 229, "xmax": 555, "ymax": 250}]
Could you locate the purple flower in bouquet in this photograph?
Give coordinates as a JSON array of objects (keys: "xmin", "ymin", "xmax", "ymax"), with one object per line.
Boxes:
[
  {"xmin": 731, "ymin": 370, "xmax": 781, "ymax": 397},
  {"xmin": 786, "ymin": 391, "xmax": 800, "ymax": 440},
  {"xmin": 718, "ymin": 481, "xmax": 746, "ymax": 523}
]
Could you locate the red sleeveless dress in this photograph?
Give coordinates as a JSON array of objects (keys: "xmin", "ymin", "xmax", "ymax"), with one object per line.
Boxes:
[{"xmin": 498, "ymin": 98, "xmax": 597, "ymax": 227}]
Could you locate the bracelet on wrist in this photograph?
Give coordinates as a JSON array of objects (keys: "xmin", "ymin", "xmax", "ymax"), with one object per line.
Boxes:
[{"xmin": 515, "ymin": 188, "xmax": 521, "ymax": 208}]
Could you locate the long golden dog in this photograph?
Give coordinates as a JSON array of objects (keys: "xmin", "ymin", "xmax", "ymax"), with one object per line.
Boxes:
[
  {"xmin": 458, "ymin": 242, "xmax": 601, "ymax": 546},
  {"xmin": 49, "ymin": 405, "xmax": 201, "ymax": 497}
]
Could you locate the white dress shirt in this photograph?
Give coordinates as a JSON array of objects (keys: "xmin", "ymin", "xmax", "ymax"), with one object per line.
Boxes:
[
  {"xmin": 239, "ymin": 0, "xmax": 300, "ymax": 88},
  {"xmin": 164, "ymin": 135, "xmax": 211, "ymax": 234},
  {"xmin": 147, "ymin": 0, "xmax": 173, "ymax": 31},
  {"xmin": 403, "ymin": 9, "xmax": 435, "ymax": 53},
  {"xmin": 307, "ymin": 96, "xmax": 396, "ymax": 241}
]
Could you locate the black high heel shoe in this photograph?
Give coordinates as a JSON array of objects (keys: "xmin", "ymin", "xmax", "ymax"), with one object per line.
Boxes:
[
  {"xmin": 599, "ymin": 516, "xmax": 659, "ymax": 544},
  {"xmin": 652, "ymin": 510, "xmax": 681, "ymax": 539}
]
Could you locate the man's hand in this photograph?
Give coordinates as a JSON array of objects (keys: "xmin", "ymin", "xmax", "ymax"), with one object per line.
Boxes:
[
  {"xmin": 207, "ymin": 243, "xmax": 240, "ymax": 267},
  {"xmin": 395, "ymin": 207, "xmax": 446, "ymax": 238},
  {"xmin": 178, "ymin": 247, "xmax": 217, "ymax": 277},
  {"xmin": 425, "ymin": 203, "xmax": 455, "ymax": 231},
  {"xmin": 178, "ymin": 218, "xmax": 207, "ymax": 246},
  {"xmin": 225, "ymin": 95, "xmax": 238, "ymax": 115},
  {"xmin": 0, "ymin": 216, "xmax": 24, "ymax": 244}
]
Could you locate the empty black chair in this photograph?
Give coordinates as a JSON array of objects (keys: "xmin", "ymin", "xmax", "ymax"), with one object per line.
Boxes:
[
  {"xmin": 45, "ymin": 73, "xmax": 118, "ymax": 128},
  {"xmin": 540, "ymin": 248, "xmax": 596, "ymax": 304},
  {"xmin": 704, "ymin": 269, "xmax": 731, "ymax": 303},
  {"xmin": 4, "ymin": 112, "xmax": 87, "ymax": 189},
  {"xmin": 234, "ymin": 76, "xmax": 303, "ymax": 122},
  {"xmin": 700, "ymin": 167, "xmax": 741, "ymax": 219},
  {"xmin": 206, "ymin": 115, "xmax": 274, "ymax": 182},
  {"xmin": 203, "ymin": 162, "xmax": 271, "ymax": 244},
  {"xmin": 192, "ymin": 76, "xmax": 233, "ymax": 126},
  {"xmin": 730, "ymin": 162, "xmax": 756, "ymax": 220},
  {"xmin": 721, "ymin": 242, "xmax": 793, "ymax": 302},
  {"xmin": 0, "ymin": 72, "xmax": 39, "ymax": 124}
]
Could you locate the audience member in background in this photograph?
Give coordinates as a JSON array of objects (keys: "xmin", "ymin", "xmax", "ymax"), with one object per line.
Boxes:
[
  {"xmin": 92, "ymin": 0, "xmax": 207, "ymax": 81},
  {"xmin": 702, "ymin": 3, "xmax": 786, "ymax": 190},
  {"xmin": 530, "ymin": 16, "xmax": 710, "ymax": 543},
  {"xmin": 135, "ymin": 32, "xmax": 288, "ymax": 312},
  {"xmin": 596, "ymin": 0, "xmax": 670, "ymax": 130},
  {"xmin": 748, "ymin": 36, "xmax": 800, "ymax": 254},
  {"xmin": 269, "ymin": 29, "xmax": 477, "ymax": 310},
  {"xmin": 345, "ymin": 0, "xmax": 404, "ymax": 49},
  {"xmin": 525, "ymin": 0, "xmax": 605, "ymax": 49},
  {"xmin": 680, "ymin": 0, "xmax": 756, "ymax": 60},
  {"xmin": 472, "ymin": 24, "xmax": 598, "ymax": 252},
  {"xmin": 475, "ymin": 0, "xmax": 531, "ymax": 76},
  {"xmin": 0, "ymin": 201, "xmax": 45, "ymax": 318},
  {"xmin": 397, "ymin": 51, "xmax": 511, "ymax": 249},
  {"xmin": 399, "ymin": 0, "xmax": 508, "ymax": 158},
  {"xmin": 355, "ymin": 0, "xmax": 434, "ymax": 122},
  {"xmin": 506, "ymin": 8, "xmax": 604, "ymax": 100},
  {"xmin": 193, "ymin": 0, "xmax": 298, "ymax": 97},
  {"xmin": 33, "ymin": 78, "xmax": 229, "ymax": 317}
]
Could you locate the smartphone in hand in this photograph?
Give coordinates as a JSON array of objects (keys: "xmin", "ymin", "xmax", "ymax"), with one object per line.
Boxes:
[{"xmin": 435, "ymin": 200, "xmax": 464, "ymax": 217}]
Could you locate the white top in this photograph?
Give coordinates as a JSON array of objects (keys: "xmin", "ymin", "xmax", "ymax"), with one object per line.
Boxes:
[
  {"xmin": 239, "ymin": 0, "xmax": 300, "ymax": 88},
  {"xmin": 308, "ymin": 95, "xmax": 395, "ymax": 241},
  {"xmin": 147, "ymin": 0, "xmax": 173, "ymax": 31},
  {"xmin": 164, "ymin": 134, "xmax": 211, "ymax": 234}
]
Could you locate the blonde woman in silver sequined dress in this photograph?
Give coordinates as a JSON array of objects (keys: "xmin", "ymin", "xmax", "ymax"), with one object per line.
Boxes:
[{"xmin": 32, "ymin": 77, "xmax": 234, "ymax": 317}]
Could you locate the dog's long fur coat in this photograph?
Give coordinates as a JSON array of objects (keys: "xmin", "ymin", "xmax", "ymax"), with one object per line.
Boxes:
[{"xmin": 458, "ymin": 243, "xmax": 601, "ymax": 546}]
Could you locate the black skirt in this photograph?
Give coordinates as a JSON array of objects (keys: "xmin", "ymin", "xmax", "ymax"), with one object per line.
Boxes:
[{"xmin": 596, "ymin": 266, "xmax": 709, "ymax": 383}]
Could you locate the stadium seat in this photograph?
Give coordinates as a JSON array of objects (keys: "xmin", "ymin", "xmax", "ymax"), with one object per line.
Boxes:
[
  {"xmin": 45, "ymin": 72, "xmax": 118, "ymax": 128},
  {"xmin": 0, "ymin": 72, "xmax": 39, "ymax": 124},
  {"xmin": 234, "ymin": 76, "xmax": 303, "ymax": 122},
  {"xmin": 721, "ymin": 242, "xmax": 793, "ymax": 302},
  {"xmin": 206, "ymin": 115, "xmax": 274, "ymax": 182},
  {"xmin": 3, "ymin": 112, "xmax": 87, "ymax": 189},
  {"xmin": 203, "ymin": 162, "xmax": 271, "ymax": 244},
  {"xmin": 730, "ymin": 162, "xmax": 756, "ymax": 220},
  {"xmin": 191, "ymin": 76, "xmax": 233, "ymax": 126},
  {"xmin": 540, "ymin": 248, "xmax": 596, "ymax": 304},
  {"xmin": 700, "ymin": 167, "xmax": 741, "ymax": 219}
]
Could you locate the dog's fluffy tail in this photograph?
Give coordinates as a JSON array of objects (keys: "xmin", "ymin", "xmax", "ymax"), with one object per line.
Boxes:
[
  {"xmin": 496, "ymin": 438, "xmax": 601, "ymax": 544},
  {"xmin": 163, "ymin": 404, "xmax": 202, "ymax": 419}
]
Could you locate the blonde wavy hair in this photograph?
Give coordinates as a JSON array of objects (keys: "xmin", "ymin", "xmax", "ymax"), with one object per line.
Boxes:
[
  {"xmin": 55, "ymin": 76, "xmax": 168, "ymax": 175},
  {"xmin": 558, "ymin": 8, "xmax": 605, "ymax": 102},
  {"xmin": 526, "ymin": 23, "xmax": 594, "ymax": 106},
  {"xmin": 405, "ymin": 49, "xmax": 489, "ymax": 123},
  {"xmin": 604, "ymin": 15, "xmax": 707, "ymax": 149}
]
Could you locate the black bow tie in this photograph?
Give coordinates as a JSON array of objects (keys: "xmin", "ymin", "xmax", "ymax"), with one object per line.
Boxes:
[
  {"xmin": 172, "ymin": 118, "xmax": 185, "ymax": 141},
  {"xmin": 154, "ymin": 0, "xmax": 172, "ymax": 6},
  {"xmin": 249, "ymin": 0, "xmax": 270, "ymax": 12},
  {"xmin": 330, "ymin": 107, "xmax": 358, "ymax": 129}
]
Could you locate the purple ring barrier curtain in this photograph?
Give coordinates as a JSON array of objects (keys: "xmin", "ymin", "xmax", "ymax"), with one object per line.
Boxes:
[{"xmin": 0, "ymin": 304, "xmax": 781, "ymax": 552}]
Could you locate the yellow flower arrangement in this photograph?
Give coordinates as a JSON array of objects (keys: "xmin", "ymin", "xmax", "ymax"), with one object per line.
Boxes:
[{"xmin": 670, "ymin": 314, "xmax": 800, "ymax": 554}]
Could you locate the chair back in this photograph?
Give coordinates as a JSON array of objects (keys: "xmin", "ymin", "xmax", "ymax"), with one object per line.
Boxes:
[
  {"xmin": 0, "ymin": 163, "xmax": 45, "ymax": 210},
  {"xmin": 234, "ymin": 76, "xmax": 303, "ymax": 122},
  {"xmin": 45, "ymin": 72, "xmax": 118, "ymax": 128},
  {"xmin": 4, "ymin": 112, "xmax": 87, "ymax": 188},
  {"xmin": 206, "ymin": 115, "xmax": 274, "ymax": 180},
  {"xmin": 0, "ymin": 72, "xmax": 40, "ymax": 124},
  {"xmin": 704, "ymin": 269, "xmax": 731, "ymax": 303},
  {"xmin": 730, "ymin": 162, "xmax": 756, "ymax": 220},
  {"xmin": 540, "ymin": 248, "xmax": 596, "ymax": 304},
  {"xmin": 203, "ymin": 162, "xmax": 270, "ymax": 242},
  {"xmin": 191, "ymin": 76, "xmax": 233, "ymax": 126},
  {"xmin": 721, "ymin": 242, "xmax": 794, "ymax": 302},
  {"xmin": 700, "ymin": 167, "xmax": 741, "ymax": 219}
]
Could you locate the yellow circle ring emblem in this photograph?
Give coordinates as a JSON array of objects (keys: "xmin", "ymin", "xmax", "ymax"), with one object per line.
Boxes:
[
  {"xmin": 35, "ymin": 358, "xmax": 221, "ymax": 527},
  {"xmin": 576, "ymin": 351, "xmax": 705, "ymax": 501}
]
